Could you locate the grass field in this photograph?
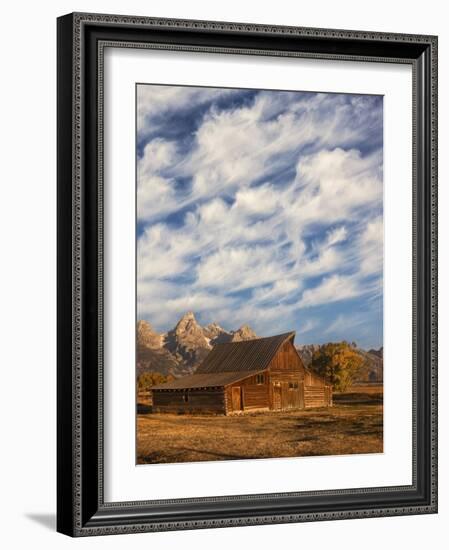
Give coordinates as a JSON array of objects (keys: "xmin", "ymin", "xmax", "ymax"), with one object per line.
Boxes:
[{"xmin": 136, "ymin": 384, "xmax": 383, "ymax": 464}]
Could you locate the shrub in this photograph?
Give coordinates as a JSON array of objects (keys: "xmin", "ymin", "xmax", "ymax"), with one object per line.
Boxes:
[{"xmin": 138, "ymin": 371, "xmax": 174, "ymax": 391}]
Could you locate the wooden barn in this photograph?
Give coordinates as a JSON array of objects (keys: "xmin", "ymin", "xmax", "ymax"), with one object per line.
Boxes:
[{"xmin": 151, "ymin": 332, "xmax": 332, "ymax": 415}]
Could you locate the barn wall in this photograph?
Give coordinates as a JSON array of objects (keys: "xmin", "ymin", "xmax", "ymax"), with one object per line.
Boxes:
[
  {"xmin": 152, "ymin": 388, "xmax": 226, "ymax": 414},
  {"xmin": 226, "ymin": 373, "xmax": 270, "ymax": 412},
  {"xmin": 242, "ymin": 385, "xmax": 270, "ymax": 410},
  {"xmin": 267, "ymin": 341, "xmax": 332, "ymax": 410},
  {"xmin": 268, "ymin": 340, "xmax": 306, "ymax": 373},
  {"xmin": 304, "ymin": 370, "xmax": 327, "ymax": 387},
  {"xmin": 304, "ymin": 385, "xmax": 333, "ymax": 408},
  {"xmin": 268, "ymin": 341, "xmax": 305, "ymax": 410}
]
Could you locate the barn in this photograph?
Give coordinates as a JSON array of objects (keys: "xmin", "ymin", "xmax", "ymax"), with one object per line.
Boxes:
[{"xmin": 151, "ymin": 332, "xmax": 332, "ymax": 414}]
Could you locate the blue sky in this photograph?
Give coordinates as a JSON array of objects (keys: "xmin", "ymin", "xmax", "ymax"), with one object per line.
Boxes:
[{"xmin": 136, "ymin": 84, "xmax": 383, "ymax": 349}]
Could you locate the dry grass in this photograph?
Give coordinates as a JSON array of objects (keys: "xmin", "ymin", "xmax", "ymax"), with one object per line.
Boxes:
[{"xmin": 137, "ymin": 385, "xmax": 383, "ymax": 464}]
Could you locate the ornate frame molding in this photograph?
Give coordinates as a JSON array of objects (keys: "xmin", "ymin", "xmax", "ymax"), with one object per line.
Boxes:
[{"xmin": 57, "ymin": 12, "xmax": 438, "ymax": 537}]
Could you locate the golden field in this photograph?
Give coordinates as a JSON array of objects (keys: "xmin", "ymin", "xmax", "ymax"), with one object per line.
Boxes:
[{"xmin": 136, "ymin": 384, "xmax": 383, "ymax": 464}]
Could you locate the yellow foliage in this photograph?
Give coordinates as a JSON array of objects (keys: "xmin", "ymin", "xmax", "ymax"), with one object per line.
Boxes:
[{"xmin": 310, "ymin": 341, "xmax": 364, "ymax": 392}]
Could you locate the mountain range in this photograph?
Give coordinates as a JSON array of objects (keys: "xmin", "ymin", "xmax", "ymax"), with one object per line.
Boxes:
[
  {"xmin": 136, "ymin": 312, "xmax": 383, "ymax": 383},
  {"xmin": 137, "ymin": 312, "xmax": 257, "ymax": 378}
]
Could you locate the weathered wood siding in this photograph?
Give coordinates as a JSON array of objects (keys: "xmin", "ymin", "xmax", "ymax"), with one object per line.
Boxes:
[
  {"xmin": 303, "ymin": 385, "xmax": 332, "ymax": 408},
  {"xmin": 325, "ymin": 385, "xmax": 333, "ymax": 407},
  {"xmin": 267, "ymin": 341, "xmax": 331, "ymax": 409},
  {"xmin": 226, "ymin": 373, "xmax": 270, "ymax": 413},
  {"xmin": 268, "ymin": 341, "xmax": 306, "ymax": 410},
  {"xmin": 152, "ymin": 388, "xmax": 226, "ymax": 414},
  {"xmin": 304, "ymin": 370, "xmax": 326, "ymax": 387},
  {"xmin": 269, "ymin": 341, "xmax": 305, "ymax": 373},
  {"xmin": 242, "ymin": 385, "xmax": 270, "ymax": 410}
]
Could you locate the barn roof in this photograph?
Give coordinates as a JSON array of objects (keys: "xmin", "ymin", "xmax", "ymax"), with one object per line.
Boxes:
[
  {"xmin": 151, "ymin": 369, "xmax": 266, "ymax": 390},
  {"xmin": 195, "ymin": 331, "xmax": 296, "ymax": 374},
  {"xmin": 151, "ymin": 332, "xmax": 296, "ymax": 391}
]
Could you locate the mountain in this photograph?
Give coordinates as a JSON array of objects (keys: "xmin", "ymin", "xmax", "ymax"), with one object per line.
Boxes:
[
  {"xmin": 136, "ymin": 320, "xmax": 179, "ymax": 377},
  {"xmin": 164, "ymin": 312, "xmax": 211, "ymax": 373},
  {"xmin": 296, "ymin": 344, "xmax": 321, "ymax": 368},
  {"xmin": 230, "ymin": 324, "xmax": 257, "ymax": 342},
  {"xmin": 368, "ymin": 347, "xmax": 383, "ymax": 359},
  {"xmin": 203, "ymin": 322, "xmax": 232, "ymax": 345},
  {"xmin": 297, "ymin": 343, "xmax": 383, "ymax": 384},
  {"xmin": 355, "ymin": 348, "xmax": 383, "ymax": 383},
  {"xmin": 137, "ymin": 315, "xmax": 383, "ymax": 385},
  {"xmin": 137, "ymin": 320, "xmax": 163, "ymax": 349},
  {"xmin": 136, "ymin": 314, "xmax": 258, "ymax": 378},
  {"xmin": 203, "ymin": 322, "xmax": 257, "ymax": 344}
]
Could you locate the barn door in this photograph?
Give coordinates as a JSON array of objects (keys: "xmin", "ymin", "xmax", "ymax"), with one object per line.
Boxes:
[{"xmin": 231, "ymin": 386, "xmax": 242, "ymax": 411}]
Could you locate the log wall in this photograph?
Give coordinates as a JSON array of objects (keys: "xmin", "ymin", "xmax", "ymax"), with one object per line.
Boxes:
[
  {"xmin": 152, "ymin": 388, "xmax": 226, "ymax": 414},
  {"xmin": 304, "ymin": 385, "xmax": 332, "ymax": 408}
]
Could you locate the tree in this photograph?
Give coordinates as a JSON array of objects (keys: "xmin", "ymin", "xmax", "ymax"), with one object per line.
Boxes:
[
  {"xmin": 310, "ymin": 341, "xmax": 364, "ymax": 392},
  {"xmin": 137, "ymin": 371, "xmax": 174, "ymax": 392}
]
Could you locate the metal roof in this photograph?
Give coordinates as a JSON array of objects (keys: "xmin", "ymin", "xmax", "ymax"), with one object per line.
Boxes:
[
  {"xmin": 195, "ymin": 332, "xmax": 296, "ymax": 374},
  {"xmin": 151, "ymin": 369, "xmax": 266, "ymax": 390},
  {"xmin": 151, "ymin": 332, "xmax": 296, "ymax": 391}
]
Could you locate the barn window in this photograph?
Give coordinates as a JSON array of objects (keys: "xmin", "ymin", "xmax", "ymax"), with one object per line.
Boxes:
[
  {"xmin": 288, "ymin": 382, "xmax": 299, "ymax": 390},
  {"xmin": 256, "ymin": 374, "xmax": 265, "ymax": 385}
]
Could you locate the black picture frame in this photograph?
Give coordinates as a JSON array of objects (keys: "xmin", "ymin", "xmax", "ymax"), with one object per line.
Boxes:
[{"xmin": 57, "ymin": 12, "xmax": 438, "ymax": 537}]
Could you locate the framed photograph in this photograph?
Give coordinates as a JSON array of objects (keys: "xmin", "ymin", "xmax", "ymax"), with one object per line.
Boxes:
[{"xmin": 57, "ymin": 12, "xmax": 438, "ymax": 536}]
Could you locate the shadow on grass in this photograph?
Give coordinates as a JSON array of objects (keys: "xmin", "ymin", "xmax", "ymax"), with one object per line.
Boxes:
[
  {"xmin": 139, "ymin": 447, "xmax": 250, "ymax": 463},
  {"xmin": 333, "ymin": 393, "xmax": 383, "ymax": 405},
  {"xmin": 137, "ymin": 403, "xmax": 152, "ymax": 414}
]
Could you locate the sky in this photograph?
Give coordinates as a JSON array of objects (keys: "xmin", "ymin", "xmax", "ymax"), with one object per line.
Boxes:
[{"xmin": 136, "ymin": 84, "xmax": 383, "ymax": 349}]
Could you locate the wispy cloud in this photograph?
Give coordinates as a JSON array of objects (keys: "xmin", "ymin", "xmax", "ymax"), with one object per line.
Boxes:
[{"xmin": 136, "ymin": 85, "xmax": 383, "ymax": 348}]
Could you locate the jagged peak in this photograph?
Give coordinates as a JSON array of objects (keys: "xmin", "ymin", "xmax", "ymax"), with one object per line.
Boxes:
[
  {"xmin": 137, "ymin": 319, "xmax": 154, "ymax": 330},
  {"xmin": 136, "ymin": 319, "xmax": 163, "ymax": 349},
  {"xmin": 230, "ymin": 324, "xmax": 257, "ymax": 342},
  {"xmin": 182, "ymin": 311, "xmax": 196, "ymax": 319},
  {"xmin": 236, "ymin": 324, "xmax": 252, "ymax": 332},
  {"xmin": 205, "ymin": 321, "xmax": 223, "ymax": 329},
  {"xmin": 175, "ymin": 311, "xmax": 198, "ymax": 325}
]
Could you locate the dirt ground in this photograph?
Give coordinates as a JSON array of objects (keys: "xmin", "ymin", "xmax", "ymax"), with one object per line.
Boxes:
[{"xmin": 136, "ymin": 385, "xmax": 383, "ymax": 464}]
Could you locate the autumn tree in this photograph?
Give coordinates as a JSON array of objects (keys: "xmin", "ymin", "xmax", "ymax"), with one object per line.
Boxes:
[
  {"xmin": 310, "ymin": 341, "xmax": 364, "ymax": 392},
  {"xmin": 137, "ymin": 371, "xmax": 174, "ymax": 392}
]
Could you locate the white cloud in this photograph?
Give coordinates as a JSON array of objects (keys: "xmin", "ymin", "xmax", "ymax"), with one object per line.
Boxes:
[
  {"xmin": 137, "ymin": 85, "xmax": 237, "ymax": 131},
  {"xmin": 139, "ymin": 138, "xmax": 179, "ymax": 175},
  {"xmin": 324, "ymin": 313, "xmax": 365, "ymax": 335},
  {"xmin": 298, "ymin": 274, "xmax": 362, "ymax": 308},
  {"xmin": 252, "ymin": 279, "xmax": 302, "ymax": 303},
  {"xmin": 137, "ymin": 223, "xmax": 193, "ymax": 280},
  {"xmin": 325, "ymin": 226, "xmax": 348, "ymax": 246},
  {"xmin": 195, "ymin": 246, "xmax": 286, "ymax": 291},
  {"xmin": 297, "ymin": 319, "xmax": 319, "ymax": 334},
  {"xmin": 288, "ymin": 148, "xmax": 382, "ymax": 226},
  {"xmin": 300, "ymin": 247, "xmax": 341, "ymax": 277},
  {"xmin": 137, "ymin": 175, "xmax": 176, "ymax": 220},
  {"xmin": 135, "ymin": 87, "xmax": 383, "ymax": 337},
  {"xmin": 358, "ymin": 216, "xmax": 383, "ymax": 275},
  {"xmin": 233, "ymin": 184, "xmax": 280, "ymax": 216}
]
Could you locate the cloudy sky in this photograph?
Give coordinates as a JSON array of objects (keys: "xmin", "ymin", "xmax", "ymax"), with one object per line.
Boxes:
[{"xmin": 136, "ymin": 84, "xmax": 383, "ymax": 349}]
